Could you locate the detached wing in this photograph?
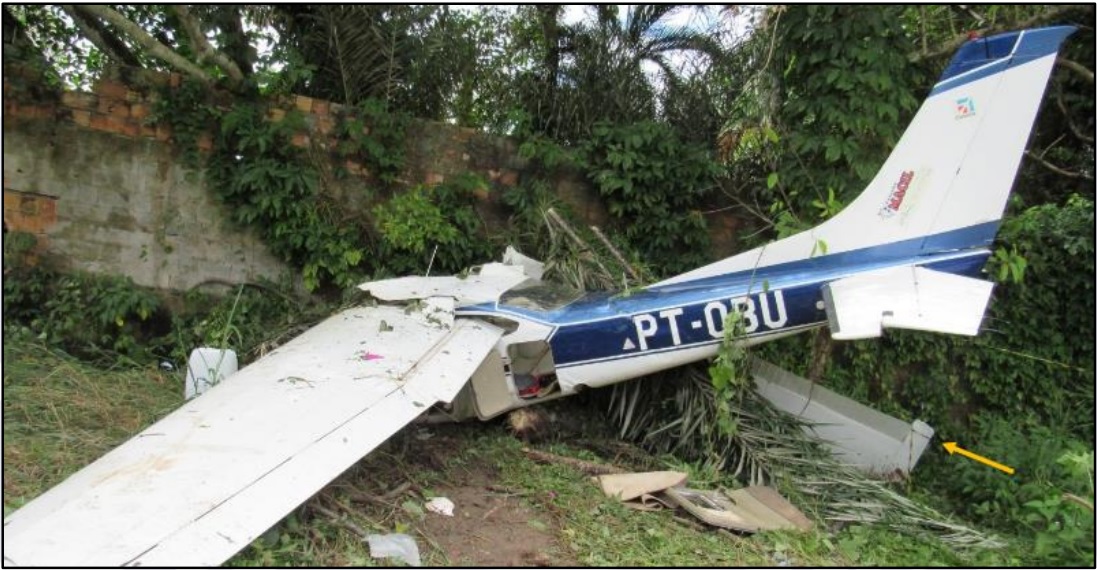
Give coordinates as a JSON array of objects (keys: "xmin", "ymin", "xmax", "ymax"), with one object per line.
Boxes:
[
  {"xmin": 3, "ymin": 303, "xmax": 502, "ymax": 567},
  {"xmin": 822, "ymin": 266, "xmax": 994, "ymax": 340}
]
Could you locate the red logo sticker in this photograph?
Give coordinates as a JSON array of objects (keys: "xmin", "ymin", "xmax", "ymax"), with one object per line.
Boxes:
[{"xmin": 880, "ymin": 170, "xmax": 914, "ymax": 217}]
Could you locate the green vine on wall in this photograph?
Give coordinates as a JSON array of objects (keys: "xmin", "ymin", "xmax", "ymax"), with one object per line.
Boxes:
[
  {"xmin": 152, "ymin": 81, "xmax": 419, "ymax": 292},
  {"xmin": 335, "ymin": 98, "xmax": 410, "ymax": 186},
  {"xmin": 582, "ymin": 121, "xmax": 719, "ymax": 277}
]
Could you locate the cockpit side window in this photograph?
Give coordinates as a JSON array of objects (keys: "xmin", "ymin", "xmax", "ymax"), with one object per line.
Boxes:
[{"xmin": 499, "ymin": 281, "xmax": 585, "ymax": 312}]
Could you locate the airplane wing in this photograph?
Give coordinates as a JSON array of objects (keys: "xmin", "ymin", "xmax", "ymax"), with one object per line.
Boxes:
[
  {"xmin": 3, "ymin": 300, "xmax": 503, "ymax": 567},
  {"xmin": 822, "ymin": 266, "xmax": 994, "ymax": 340}
]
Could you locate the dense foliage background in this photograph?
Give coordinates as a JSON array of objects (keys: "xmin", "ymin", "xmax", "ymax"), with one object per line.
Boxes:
[{"xmin": 4, "ymin": 4, "xmax": 1093, "ymax": 565}]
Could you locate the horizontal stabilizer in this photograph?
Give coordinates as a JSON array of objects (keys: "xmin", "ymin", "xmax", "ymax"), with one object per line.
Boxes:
[{"xmin": 822, "ymin": 266, "xmax": 994, "ymax": 340}]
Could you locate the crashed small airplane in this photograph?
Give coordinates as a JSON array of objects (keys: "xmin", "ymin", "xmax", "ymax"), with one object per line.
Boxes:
[{"xmin": 3, "ymin": 26, "xmax": 1075, "ymax": 566}]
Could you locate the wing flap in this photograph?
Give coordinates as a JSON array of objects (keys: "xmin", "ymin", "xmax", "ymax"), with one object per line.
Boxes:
[
  {"xmin": 3, "ymin": 305, "xmax": 503, "ymax": 567},
  {"xmin": 823, "ymin": 266, "xmax": 994, "ymax": 340}
]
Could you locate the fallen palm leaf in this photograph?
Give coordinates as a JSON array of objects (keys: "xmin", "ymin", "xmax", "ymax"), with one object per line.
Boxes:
[{"xmin": 608, "ymin": 366, "xmax": 1004, "ymax": 550}]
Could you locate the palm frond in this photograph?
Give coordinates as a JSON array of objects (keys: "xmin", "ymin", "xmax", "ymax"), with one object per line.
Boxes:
[{"xmin": 625, "ymin": 5, "xmax": 684, "ymax": 45}]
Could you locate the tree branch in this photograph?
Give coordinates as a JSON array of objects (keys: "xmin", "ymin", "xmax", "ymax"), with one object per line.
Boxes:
[
  {"xmin": 1056, "ymin": 56, "xmax": 1094, "ymax": 85},
  {"xmin": 1024, "ymin": 149, "xmax": 1094, "ymax": 181},
  {"xmin": 171, "ymin": 5, "xmax": 245, "ymax": 86},
  {"xmin": 909, "ymin": 5, "xmax": 1081, "ymax": 63},
  {"xmin": 77, "ymin": 4, "xmax": 214, "ymax": 86},
  {"xmin": 1057, "ymin": 90, "xmax": 1095, "ymax": 145},
  {"xmin": 63, "ymin": 5, "xmax": 141, "ymax": 66},
  {"xmin": 951, "ymin": 5, "xmax": 986, "ymax": 26}
]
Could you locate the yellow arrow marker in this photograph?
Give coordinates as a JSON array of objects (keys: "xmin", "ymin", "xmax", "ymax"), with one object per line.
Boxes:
[{"xmin": 942, "ymin": 441, "xmax": 1015, "ymax": 475}]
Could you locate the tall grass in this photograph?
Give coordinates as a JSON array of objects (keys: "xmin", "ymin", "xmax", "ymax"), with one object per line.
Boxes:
[{"xmin": 3, "ymin": 339, "xmax": 181, "ymax": 510}]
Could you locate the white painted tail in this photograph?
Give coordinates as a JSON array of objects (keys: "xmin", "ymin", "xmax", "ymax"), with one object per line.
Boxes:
[{"xmin": 655, "ymin": 26, "xmax": 1076, "ymax": 288}]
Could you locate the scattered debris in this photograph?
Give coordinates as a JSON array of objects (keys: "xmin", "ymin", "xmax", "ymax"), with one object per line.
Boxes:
[
  {"xmin": 425, "ymin": 497, "xmax": 455, "ymax": 517},
  {"xmin": 366, "ymin": 533, "xmax": 422, "ymax": 567},
  {"xmin": 592, "ymin": 470, "xmax": 811, "ymax": 534},
  {"xmin": 593, "ymin": 471, "xmax": 687, "ymax": 503},
  {"xmin": 663, "ymin": 486, "xmax": 812, "ymax": 533},
  {"xmin": 184, "ymin": 347, "xmax": 238, "ymax": 400},
  {"xmin": 507, "ymin": 408, "xmax": 549, "ymax": 441}
]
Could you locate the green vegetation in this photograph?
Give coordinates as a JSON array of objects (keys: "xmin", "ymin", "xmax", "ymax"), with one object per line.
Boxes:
[
  {"xmin": 372, "ymin": 174, "xmax": 495, "ymax": 276},
  {"xmin": 3, "ymin": 231, "xmax": 320, "ymax": 369},
  {"xmin": 4, "ymin": 4, "xmax": 1093, "ymax": 567},
  {"xmin": 581, "ymin": 121, "xmax": 718, "ymax": 275},
  {"xmin": 4, "ymin": 234, "xmax": 164, "ymax": 364}
]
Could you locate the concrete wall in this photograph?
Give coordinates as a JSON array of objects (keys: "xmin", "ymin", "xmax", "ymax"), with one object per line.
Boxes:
[{"xmin": 4, "ymin": 120, "xmax": 288, "ymax": 290}]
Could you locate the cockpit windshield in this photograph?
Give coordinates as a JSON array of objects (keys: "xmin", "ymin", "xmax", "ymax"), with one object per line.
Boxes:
[{"xmin": 499, "ymin": 281, "xmax": 586, "ymax": 312}]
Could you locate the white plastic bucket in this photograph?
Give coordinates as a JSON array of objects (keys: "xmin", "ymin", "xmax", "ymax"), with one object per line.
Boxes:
[{"xmin": 185, "ymin": 347, "xmax": 238, "ymax": 400}]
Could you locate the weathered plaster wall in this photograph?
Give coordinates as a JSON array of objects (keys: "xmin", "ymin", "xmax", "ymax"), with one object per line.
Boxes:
[{"xmin": 4, "ymin": 120, "xmax": 288, "ymax": 290}]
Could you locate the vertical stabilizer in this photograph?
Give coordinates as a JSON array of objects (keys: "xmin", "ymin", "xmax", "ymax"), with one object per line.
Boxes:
[{"xmin": 653, "ymin": 26, "xmax": 1076, "ymax": 289}]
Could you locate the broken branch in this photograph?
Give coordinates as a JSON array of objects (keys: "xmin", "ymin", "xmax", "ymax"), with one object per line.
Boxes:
[
  {"xmin": 545, "ymin": 207, "xmax": 615, "ymax": 282},
  {"xmin": 1056, "ymin": 57, "xmax": 1095, "ymax": 85},
  {"xmin": 590, "ymin": 225, "xmax": 641, "ymax": 281},
  {"xmin": 1063, "ymin": 493, "xmax": 1094, "ymax": 512},
  {"xmin": 545, "ymin": 208, "xmax": 591, "ymax": 253},
  {"xmin": 521, "ymin": 447, "xmax": 627, "ymax": 475},
  {"xmin": 1024, "ymin": 150, "xmax": 1094, "ymax": 181},
  {"xmin": 1056, "ymin": 90, "xmax": 1095, "ymax": 144}
]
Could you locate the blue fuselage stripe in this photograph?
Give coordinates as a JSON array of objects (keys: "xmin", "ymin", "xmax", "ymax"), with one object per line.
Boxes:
[
  {"xmin": 457, "ymin": 224, "xmax": 994, "ymax": 368},
  {"xmin": 545, "ymin": 252, "xmax": 988, "ymax": 368},
  {"xmin": 460, "ymin": 221, "xmax": 998, "ymax": 325}
]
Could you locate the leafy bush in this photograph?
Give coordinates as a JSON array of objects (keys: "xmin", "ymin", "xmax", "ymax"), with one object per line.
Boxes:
[
  {"xmin": 165, "ymin": 284, "xmax": 304, "ymax": 367},
  {"xmin": 4, "ymin": 265, "xmax": 162, "ymax": 363},
  {"xmin": 921, "ymin": 414, "xmax": 1095, "ymax": 566},
  {"xmin": 372, "ymin": 173, "xmax": 496, "ymax": 276},
  {"xmin": 1023, "ymin": 450, "xmax": 1094, "ymax": 566},
  {"xmin": 4, "ymin": 246, "xmax": 307, "ymax": 370},
  {"xmin": 580, "ymin": 121, "xmax": 720, "ymax": 277},
  {"xmin": 155, "ymin": 83, "xmax": 396, "ymax": 293}
]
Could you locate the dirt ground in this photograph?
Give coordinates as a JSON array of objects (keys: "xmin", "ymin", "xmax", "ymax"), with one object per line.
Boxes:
[
  {"xmin": 358, "ymin": 425, "xmax": 582, "ymax": 567},
  {"xmin": 416, "ymin": 464, "xmax": 575, "ymax": 566}
]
